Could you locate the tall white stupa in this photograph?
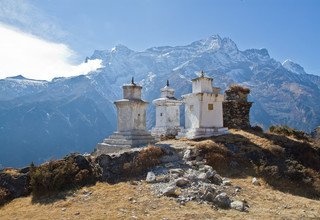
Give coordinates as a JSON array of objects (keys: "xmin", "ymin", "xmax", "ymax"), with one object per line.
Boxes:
[
  {"xmin": 96, "ymin": 77, "xmax": 154, "ymax": 154},
  {"xmin": 177, "ymin": 71, "xmax": 228, "ymax": 139}
]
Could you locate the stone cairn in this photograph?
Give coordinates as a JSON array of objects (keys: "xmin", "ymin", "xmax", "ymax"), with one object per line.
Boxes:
[{"xmin": 223, "ymin": 85, "xmax": 253, "ymax": 129}]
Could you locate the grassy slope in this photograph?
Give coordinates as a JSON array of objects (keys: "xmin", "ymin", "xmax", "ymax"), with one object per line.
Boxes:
[
  {"xmin": 1, "ymin": 129, "xmax": 320, "ymax": 219},
  {"xmin": 0, "ymin": 179, "xmax": 319, "ymax": 220}
]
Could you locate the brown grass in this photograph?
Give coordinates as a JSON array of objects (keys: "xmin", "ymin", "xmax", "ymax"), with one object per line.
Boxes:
[
  {"xmin": 123, "ymin": 145, "xmax": 164, "ymax": 175},
  {"xmin": 0, "ymin": 178, "xmax": 320, "ymax": 219},
  {"xmin": 2, "ymin": 168, "xmax": 20, "ymax": 177}
]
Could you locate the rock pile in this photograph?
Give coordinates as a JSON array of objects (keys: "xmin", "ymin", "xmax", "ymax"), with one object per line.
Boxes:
[
  {"xmin": 146, "ymin": 148, "xmax": 249, "ymax": 212},
  {"xmin": 223, "ymin": 85, "xmax": 253, "ymax": 129}
]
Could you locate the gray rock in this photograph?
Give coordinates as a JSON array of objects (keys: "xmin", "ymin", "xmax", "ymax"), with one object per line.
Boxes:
[
  {"xmin": 197, "ymin": 172, "xmax": 208, "ymax": 181},
  {"xmin": 160, "ymin": 155, "xmax": 180, "ymax": 163},
  {"xmin": 183, "ymin": 150, "xmax": 191, "ymax": 160},
  {"xmin": 213, "ymin": 192, "xmax": 231, "ymax": 208},
  {"xmin": 146, "ymin": 171, "xmax": 156, "ymax": 183},
  {"xmin": 175, "ymin": 178, "xmax": 190, "ymax": 187},
  {"xmin": 210, "ymin": 174, "xmax": 223, "ymax": 185},
  {"xmin": 162, "ymin": 185, "xmax": 177, "ymax": 197},
  {"xmin": 199, "ymin": 165, "xmax": 214, "ymax": 173},
  {"xmin": 202, "ymin": 191, "xmax": 215, "ymax": 202},
  {"xmin": 169, "ymin": 168, "xmax": 184, "ymax": 176},
  {"xmin": 252, "ymin": 177, "xmax": 260, "ymax": 186},
  {"xmin": 222, "ymin": 179, "xmax": 231, "ymax": 186},
  {"xmin": 231, "ymin": 200, "xmax": 248, "ymax": 212}
]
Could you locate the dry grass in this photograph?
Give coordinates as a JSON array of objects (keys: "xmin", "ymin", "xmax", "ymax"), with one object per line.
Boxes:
[
  {"xmin": 2, "ymin": 169, "xmax": 20, "ymax": 177},
  {"xmin": 123, "ymin": 145, "xmax": 164, "ymax": 175},
  {"xmin": 0, "ymin": 177, "xmax": 319, "ymax": 220}
]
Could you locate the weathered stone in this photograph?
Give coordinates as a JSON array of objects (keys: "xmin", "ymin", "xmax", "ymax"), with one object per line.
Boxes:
[
  {"xmin": 222, "ymin": 179, "xmax": 232, "ymax": 186},
  {"xmin": 252, "ymin": 177, "xmax": 260, "ymax": 186},
  {"xmin": 231, "ymin": 200, "xmax": 248, "ymax": 212},
  {"xmin": 213, "ymin": 192, "xmax": 231, "ymax": 208},
  {"xmin": 209, "ymin": 174, "xmax": 223, "ymax": 185},
  {"xmin": 146, "ymin": 172, "xmax": 156, "ymax": 183},
  {"xmin": 175, "ymin": 178, "xmax": 190, "ymax": 187},
  {"xmin": 183, "ymin": 150, "xmax": 192, "ymax": 161},
  {"xmin": 223, "ymin": 86, "xmax": 253, "ymax": 129},
  {"xmin": 162, "ymin": 185, "xmax": 177, "ymax": 197},
  {"xmin": 197, "ymin": 172, "xmax": 208, "ymax": 181},
  {"xmin": 169, "ymin": 168, "xmax": 184, "ymax": 176},
  {"xmin": 95, "ymin": 150, "xmax": 139, "ymax": 182},
  {"xmin": 202, "ymin": 192, "xmax": 215, "ymax": 202},
  {"xmin": 0, "ymin": 172, "xmax": 30, "ymax": 199}
]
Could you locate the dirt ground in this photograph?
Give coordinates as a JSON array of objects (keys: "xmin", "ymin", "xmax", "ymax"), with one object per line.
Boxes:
[{"xmin": 1, "ymin": 176, "xmax": 319, "ymax": 220}]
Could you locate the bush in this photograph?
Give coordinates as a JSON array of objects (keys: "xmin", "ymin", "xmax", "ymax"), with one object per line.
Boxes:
[
  {"xmin": 251, "ymin": 125, "xmax": 264, "ymax": 133},
  {"xmin": 269, "ymin": 125, "xmax": 309, "ymax": 140},
  {"xmin": 123, "ymin": 145, "xmax": 164, "ymax": 175},
  {"xmin": 229, "ymin": 84, "xmax": 250, "ymax": 94},
  {"xmin": 29, "ymin": 155, "xmax": 98, "ymax": 198},
  {"xmin": 0, "ymin": 187, "xmax": 10, "ymax": 206},
  {"xmin": 195, "ymin": 140, "xmax": 232, "ymax": 172}
]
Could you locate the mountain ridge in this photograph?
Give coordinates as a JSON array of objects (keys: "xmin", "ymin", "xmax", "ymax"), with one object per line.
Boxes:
[{"xmin": 1, "ymin": 35, "xmax": 319, "ymax": 167}]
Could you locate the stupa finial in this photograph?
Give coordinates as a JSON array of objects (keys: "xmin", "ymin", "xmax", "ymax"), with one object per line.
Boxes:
[
  {"xmin": 166, "ymin": 79, "xmax": 169, "ymax": 87},
  {"xmin": 200, "ymin": 70, "xmax": 205, "ymax": 77}
]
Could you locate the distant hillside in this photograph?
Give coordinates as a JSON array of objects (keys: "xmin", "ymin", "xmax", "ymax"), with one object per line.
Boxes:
[{"xmin": 1, "ymin": 35, "xmax": 320, "ymax": 167}]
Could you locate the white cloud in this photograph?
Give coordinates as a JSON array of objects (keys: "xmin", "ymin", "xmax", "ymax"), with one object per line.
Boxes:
[{"xmin": 0, "ymin": 23, "xmax": 102, "ymax": 81}]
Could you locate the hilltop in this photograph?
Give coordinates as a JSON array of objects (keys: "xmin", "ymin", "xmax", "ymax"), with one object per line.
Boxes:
[{"xmin": 1, "ymin": 128, "xmax": 319, "ymax": 219}]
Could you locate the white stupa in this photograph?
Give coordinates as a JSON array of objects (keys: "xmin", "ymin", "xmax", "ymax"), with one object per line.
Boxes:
[
  {"xmin": 96, "ymin": 77, "xmax": 155, "ymax": 154},
  {"xmin": 151, "ymin": 80, "xmax": 183, "ymax": 138},
  {"xmin": 177, "ymin": 71, "xmax": 228, "ymax": 139}
]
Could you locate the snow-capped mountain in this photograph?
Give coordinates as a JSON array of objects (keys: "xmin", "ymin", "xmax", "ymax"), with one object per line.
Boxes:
[{"xmin": 1, "ymin": 35, "xmax": 320, "ymax": 167}]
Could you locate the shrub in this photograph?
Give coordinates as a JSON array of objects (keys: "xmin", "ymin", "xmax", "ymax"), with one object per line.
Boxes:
[
  {"xmin": 229, "ymin": 84, "xmax": 250, "ymax": 94},
  {"xmin": 269, "ymin": 125, "xmax": 309, "ymax": 140},
  {"xmin": 29, "ymin": 155, "xmax": 98, "ymax": 198},
  {"xmin": 195, "ymin": 140, "xmax": 232, "ymax": 172},
  {"xmin": 251, "ymin": 125, "xmax": 264, "ymax": 133},
  {"xmin": 123, "ymin": 145, "xmax": 164, "ymax": 175},
  {"xmin": 0, "ymin": 187, "xmax": 10, "ymax": 205}
]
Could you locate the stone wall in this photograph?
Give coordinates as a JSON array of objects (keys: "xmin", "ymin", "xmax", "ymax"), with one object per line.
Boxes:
[{"xmin": 223, "ymin": 86, "xmax": 253, "ymax": 129}]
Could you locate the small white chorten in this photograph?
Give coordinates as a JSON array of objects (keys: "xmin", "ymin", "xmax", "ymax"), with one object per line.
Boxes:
[
  {"xmin": 177, "ymin": 71, "xmax": 228, "ymax": 139},
  {"xmin": 151, "ymin": 80, "xmax": 183, "ymax": 138},
  {"xmin": 96, "ymin": 77, "xmax": 154, "ymax": 154}
]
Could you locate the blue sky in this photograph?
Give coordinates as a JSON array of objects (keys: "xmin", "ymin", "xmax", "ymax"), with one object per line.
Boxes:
[{"xmin": 0, "ymin": 0, "xmax": 319, "ymax": 79}]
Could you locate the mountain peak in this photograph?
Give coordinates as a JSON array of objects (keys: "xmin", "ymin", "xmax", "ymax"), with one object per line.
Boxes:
[
  {"xmin": 190, "ymin": 34, "xmax": 238, "ymax": 52},
  {"xmin": 282, "ymin": 59, "xmax": 307, "ymax": 75},
  {"xmin": 111, "ymin": 44, "xmax": 133, "ymax": 53},
  {"xmin": 6, "ymin": 75, "xmax": 27, "ymax": 80}
]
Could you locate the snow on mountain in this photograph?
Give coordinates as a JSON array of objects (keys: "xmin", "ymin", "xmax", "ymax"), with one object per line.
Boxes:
[
  {"xmin": 282, "ymin": 59, "xmax": 307, "ymax": 75},
  {"xmin": 1, "ymin": 34, "xmax": 320, "ymax": 167}
]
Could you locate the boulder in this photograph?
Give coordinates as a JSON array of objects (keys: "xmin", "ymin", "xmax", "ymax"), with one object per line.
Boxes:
[
  {"xmin": 146, "ymin": 172, "xmax": 156, "ymax": 183},
  {"xmin": 213, "ymin": 192, "xmax": 231, "ymax": 208},
  {"xmin": 175, "ymin": 178, "xmax": 190, "ymax": 187},
  {"xmin": 230, "ymin": 200, "xmax": 248, "ymax": 212},
  {"xmin": 162, "ymin": 185, "xmax": 178, "ymax": 197},
  {"xmin": 209, "ymin": 174, "xmax": 223, "ymax": 185},
  {"xmin": 183, "ymin": 149, "xmax": 191, "ymax": 160},
  {"xmin": 0, "ymin": 172, "xmax": 30, "ymax": 204},
  {"xmin": 252, "ymin": 177, "xmax": 260, "ymax": 186}
]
